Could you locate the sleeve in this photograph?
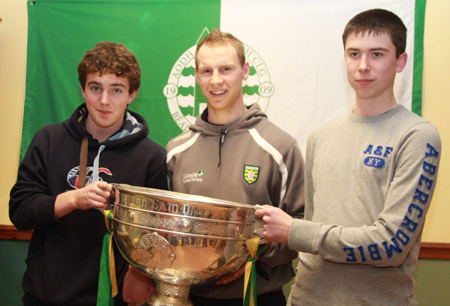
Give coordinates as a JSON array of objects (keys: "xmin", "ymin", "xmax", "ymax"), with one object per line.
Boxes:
[
  {"xmin": 9, "ymin": 132, "xmax": 58, "ymax": 230},
  {"xmin": 288, "ymin": 123, "xmax": 441, "ymax": 267},
  {"xmin": 258, "ymin": 142, "xmax": 305, "ymax": 268}
]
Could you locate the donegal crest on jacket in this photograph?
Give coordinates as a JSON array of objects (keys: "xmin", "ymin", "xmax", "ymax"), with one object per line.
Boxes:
[{"xmin": 243, "ymin": 165, "xmax": 260, "ymax": 185}]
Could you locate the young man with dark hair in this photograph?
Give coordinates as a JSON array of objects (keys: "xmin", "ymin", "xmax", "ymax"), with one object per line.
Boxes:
[
  {"xmin": 10, "ymin": 41, "xmax": 167, "ymax": 305},
  {"xmin": 256, "ymin": 9, "xmax": 441, "ymax": 305}
]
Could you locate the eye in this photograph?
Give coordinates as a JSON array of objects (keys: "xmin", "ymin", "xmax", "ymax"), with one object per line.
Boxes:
[
  {"xmin": 373, "ymin": 52, "xmax": 383, "ymax": 57},
  {"xmin": 112, "ymin": 88, "xmax": 122, "ymax": 94},
  {"xmin": 91, "ymin": 86, "xmax": 101, "ymax": 92},
  {"xmin": 201, "ymin": 69, "xmax": 211, "ymax": 74},
  {"xmin": 350, "ymin": 52, "xmax": 359, "ymax": 58}
]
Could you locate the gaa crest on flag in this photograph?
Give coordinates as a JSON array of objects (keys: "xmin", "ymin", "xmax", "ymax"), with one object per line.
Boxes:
[
  {"xmin": 164, "ymin": 27, "xmax": 275, "ymax": 132},
  {"xmin": 243, "ymin": 165, "xmax": 260, "ymax": 185}
]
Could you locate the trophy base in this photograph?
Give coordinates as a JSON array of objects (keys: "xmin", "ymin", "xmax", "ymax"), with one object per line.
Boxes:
[{"xmin": 147, "ymin": 282, "xmax": 193, "ymax": 306}]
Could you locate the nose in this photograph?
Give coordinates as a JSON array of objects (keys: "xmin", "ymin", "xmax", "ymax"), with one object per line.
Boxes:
[
  {"xmin": 100, "ymin": 92, "xmax": 110, "ymax": 105},
  {"xmin": 210, "ymin": 70, "xmax": 223, "ymax": 86},
  {"xmin": 358, "ymin": 55, "xmax": 371, "ymax": 72}
]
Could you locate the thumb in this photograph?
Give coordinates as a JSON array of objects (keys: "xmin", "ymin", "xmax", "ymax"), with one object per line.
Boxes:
[
  {"xmin": 97, "ymin": 181, "xmax": 112, "ymax": 192},
  {"xmin": 254, "ymin": 208, "xmax": 265, "ymax": 218}
]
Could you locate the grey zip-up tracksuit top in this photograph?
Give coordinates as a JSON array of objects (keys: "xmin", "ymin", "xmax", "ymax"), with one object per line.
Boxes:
[{"xmin": 166, "ymin": 103, "xmax": 305, "ymax": 299}]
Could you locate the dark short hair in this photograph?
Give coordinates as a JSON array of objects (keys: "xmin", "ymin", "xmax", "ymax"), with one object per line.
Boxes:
[
  {"xmin": 195, "ymin": 29, "xmax": 246, "ymax": 68},
  {"xmin": 77, "ymin": 42, "xmax": 141, "ymax": 93},
  {"xmin": 342, "ymin": 8, "xmax": 407, "ymax": 58}
]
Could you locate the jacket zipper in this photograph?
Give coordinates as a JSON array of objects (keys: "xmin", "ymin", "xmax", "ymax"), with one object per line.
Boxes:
[{"xmin": 218, "ymin": 128, "xmax": 228, "ymax": 167}]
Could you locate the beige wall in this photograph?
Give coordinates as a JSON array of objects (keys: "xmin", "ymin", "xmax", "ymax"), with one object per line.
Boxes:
[
  {"xmin": 1, "ymin": 0, "xmax": 449, "ymax": 242},
  {"xmin": 420, "ymin": 0, "xmax": 450, "ymax": 242},
  {"xmin": 0, "ymin": 1, "xmax": 28, "ymax": 225}
]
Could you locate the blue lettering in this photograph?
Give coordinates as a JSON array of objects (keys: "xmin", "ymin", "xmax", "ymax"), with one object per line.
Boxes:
[
  {"xmin": 363, "ymin": 145, "xmax": 373, "ymax": 154},
  {"xmin": 357, "ymin": 245, "xmax": 367, "ymax": 262},
  {"xmin": 423, "ymin": 161, "xmax": 437, "ymax": 175},
  {"xmin": 364, "ymin": 157, "xmax": 385, "ymax": 168},
  {"xmin": 401, "ymin": 215, "xmax": 418, "ymax": 232},
  {"xmin": 425, "ymin": 143, "xmax": 439, "ymax": 158},
  {"xmin": 418, "ymin": 175, "xmax": 433, "ymax": 190},
  {"xmin": 413, "ymin": 188, "xmax": 429, "ymax": 204},
  {"xmin": 344, "ymin": 247, "xmax": 357, "ymax": 262},
  {"xmin": 382, "ymin": 238, "xmax": 403, "ymax": 258},
  {"xmin": 384, "ymin": 147, "xmax": 394, "ymax": 157},
  {"xmin": 368, "ymin": 243, "xmax": 382, "ymax": 260},
  {"xmin": 408, "ymin": 203, "xmax": 423, "ymax": 218},
  {"xmin": 374, "ymin": 146, "xmax": 383, "ymax": 155},
  {"xmin": 396, "ymin": 229, "xmax": 410, "ymax": 245}
]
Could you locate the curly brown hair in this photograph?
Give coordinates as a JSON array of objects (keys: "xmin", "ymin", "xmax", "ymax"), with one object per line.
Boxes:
[{"xmin": 77, "ymin": 42, "xmax": 141, "ymax": 93}]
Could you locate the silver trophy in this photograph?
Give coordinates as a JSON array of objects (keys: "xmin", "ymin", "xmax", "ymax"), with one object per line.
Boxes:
[{"xmin": 111, "ymin": 184, "xmax": 259, "ymax": 306}]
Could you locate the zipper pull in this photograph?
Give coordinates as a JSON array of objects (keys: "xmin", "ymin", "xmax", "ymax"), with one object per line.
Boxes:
[{"xmin": 218, "ymin": 128, "xmax": 228, "ymax": 167}]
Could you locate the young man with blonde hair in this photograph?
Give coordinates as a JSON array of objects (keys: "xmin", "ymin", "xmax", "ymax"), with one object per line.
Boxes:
[{"xmin": 166, "ymin": 29, "xmax": 305, "ymax": 306}]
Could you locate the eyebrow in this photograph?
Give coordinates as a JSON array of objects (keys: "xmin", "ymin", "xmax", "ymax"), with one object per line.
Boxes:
[
  {"xmin": 87, "ymin": 81, "xmax": 127, "ymax": 87},
  {"xmin": 346, "ymin": 47, "xmax": 390, "ymax": 52}
]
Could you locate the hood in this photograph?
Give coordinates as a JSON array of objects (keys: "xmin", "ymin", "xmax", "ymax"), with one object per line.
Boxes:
[
  {"xmin": 189, "ymin": 103, "xmax": 268, "ymax": 167},
  {"xmin": 189, "ymin": 103, "xmax": 268, "ymax": 136},
  {"xmin": 63, "ymin": 103, "xmax": 150, "ymax": 149},
  {"xmin": 63, "ymin": 103, "xmax": 151, "ymax": 187}
]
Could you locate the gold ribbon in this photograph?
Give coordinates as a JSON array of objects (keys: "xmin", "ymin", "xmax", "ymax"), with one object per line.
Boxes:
[
  {"xmin": 104, "ymin": 210, "xmax": 118, "ymax": 297},
  {"xmin": 97, "ymin": 210, "xmax": 117, "ymax": 306},
  {"xmin": 243, "ymin": 237, "xmax": 264, "ymax": 306}
]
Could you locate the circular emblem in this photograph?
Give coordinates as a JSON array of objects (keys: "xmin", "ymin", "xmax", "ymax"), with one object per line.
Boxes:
[
  {"xmin": 164, "ymin": 41, "xmax": 274, "ymax": 132},
  {"xmin": 135, "ymin": 232, "xmax": 175, "ymax": 270}
]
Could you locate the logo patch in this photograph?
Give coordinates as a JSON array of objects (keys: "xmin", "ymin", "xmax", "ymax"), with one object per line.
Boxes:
[
  {"xmin": 243, "ymin": 165, "xmax": 260, "ymax": 185},
  {"xmin": 67, "ymin": 166, "xmax": 112, "ymax": 189},
  {"xmin": 364, "ymin": 157, "xmax": 385, "ymax": 168},
  {"xmin": 183, "ymin": 170, "xmax": 204, "ymax": 183}
]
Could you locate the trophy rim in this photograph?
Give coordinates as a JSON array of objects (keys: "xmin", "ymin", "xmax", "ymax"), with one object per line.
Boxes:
[{"xmin": 111, "ymin": 183, "xmax": 256, "ymax": 210}]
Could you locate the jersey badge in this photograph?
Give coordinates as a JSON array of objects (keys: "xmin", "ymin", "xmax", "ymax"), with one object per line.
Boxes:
[{"xmin": 243, "ymin": 165, "xmax": 260, "ymax": 185}]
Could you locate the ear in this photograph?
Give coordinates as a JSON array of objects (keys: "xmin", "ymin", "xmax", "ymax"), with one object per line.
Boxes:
[
  {"xmin": 80, "ymin": 84, "xmax": 86, "ymax": 99},
  {"xmin": 242, "ymin": 62, "xmax": 250, "ymax": 81},
  {"xmin": 396, "ymin": 52, "xmax": 408, "ymax": 73},
  {"xmin": 127, "ymin": 89, "xmax": 139, "ymax": 105},
  {"xmin": 195, "ymin": 68, "xmax": 200, "ymax": 84}
]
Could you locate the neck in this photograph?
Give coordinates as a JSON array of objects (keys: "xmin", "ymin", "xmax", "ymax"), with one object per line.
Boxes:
[
  {"xmin": 85, "ymin": 117, "xmax": 123, "ymax": 143},
  {"xmin": 353, "ymin": 93, "xmax": 397, "ymax": 117},
  {"xmin": 208, "ymin": 103, "xmax": 247, "ymax": 125}
]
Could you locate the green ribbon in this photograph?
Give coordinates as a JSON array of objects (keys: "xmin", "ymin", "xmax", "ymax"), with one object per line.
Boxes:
[
  {"xmin": 243, "ymin": 238, "xmax": 266, "ymax": 306},
  {"xmin": 97, "ymin": 210, "xmax": 116, "ymax": 306}
]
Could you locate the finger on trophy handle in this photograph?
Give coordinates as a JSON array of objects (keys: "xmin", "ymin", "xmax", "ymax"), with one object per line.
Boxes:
[
  {"xmin": 109, "ymin": 183, "xmax": 119, "ymax": 201},
  {"xmin": 253, "ymin": 205, "xmax": 269, "ymax": 244}
]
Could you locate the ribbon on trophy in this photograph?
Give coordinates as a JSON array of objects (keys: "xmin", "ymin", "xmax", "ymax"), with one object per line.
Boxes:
[
  {"xmin": 97, "ymin": 210, "xmax": 117, "ymax": 306},
  {"xmin": 243, "ymin": 237, "xmax": 265, "ymax": 306}
]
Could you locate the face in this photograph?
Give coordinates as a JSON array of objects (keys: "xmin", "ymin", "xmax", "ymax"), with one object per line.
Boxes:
[
  {"xmin": 81, "ymin": 73, "xmax": 137, "ymax": 140},
  {"xmin": 195, "ymin": 44, "xmax": 249, "ymax": 123},
  {"xmin": 344, "ymin": 31, "xmax": 407, "ymax": 103}
]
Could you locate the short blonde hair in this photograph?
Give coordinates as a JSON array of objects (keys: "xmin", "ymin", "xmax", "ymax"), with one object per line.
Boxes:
[{"xmin": 195, "ymin": 29, "xmax": 246, "ymax": 68}]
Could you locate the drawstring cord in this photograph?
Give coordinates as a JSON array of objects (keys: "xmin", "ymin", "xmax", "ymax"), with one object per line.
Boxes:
[
  {"xmin": 218, "ymin": 128, "xmax": 228, "ymax": 167},
  {"xmin": 78, "ymin": 137, "xmax": 89, "ymax": 188}
]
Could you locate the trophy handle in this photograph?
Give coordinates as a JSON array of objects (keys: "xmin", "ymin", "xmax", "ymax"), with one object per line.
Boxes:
[{"xmin": 253, "ymin": 205, "xmax": 269, "ymax": 244}]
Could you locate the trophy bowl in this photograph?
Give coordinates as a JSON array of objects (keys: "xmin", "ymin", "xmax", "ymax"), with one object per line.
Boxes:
[{"xmin": 111, "ymin": 184, "xmax": 258, "ymax": 306}]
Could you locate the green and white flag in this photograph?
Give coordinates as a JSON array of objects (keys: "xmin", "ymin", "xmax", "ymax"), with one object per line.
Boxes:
[{"xmin": 22, "ymin": 0, "xmax": 425, "ymax": 158}]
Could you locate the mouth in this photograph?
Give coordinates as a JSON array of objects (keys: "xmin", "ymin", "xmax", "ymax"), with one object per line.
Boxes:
[
  {"xmin": 98, "ymin": 110, "xmax": 111, "ymax": 116},
  {"xmin": 211, "ymin": 90, "xmax": 226, "ymax": 95},
  {"xmin": 356, "ymin": 79, "xmax": 374, "ymax": 86}
]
